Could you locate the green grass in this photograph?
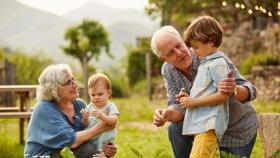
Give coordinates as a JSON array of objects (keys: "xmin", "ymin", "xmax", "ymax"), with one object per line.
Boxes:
[{"xmin": 0, "ymin": 97, "xmax": 279, "ymax": 157}]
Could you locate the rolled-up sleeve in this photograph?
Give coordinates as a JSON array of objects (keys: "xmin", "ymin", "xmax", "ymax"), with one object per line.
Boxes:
[
  {"xmin": 234, "ymin": 69, "xmax": 257, "ymax": 102},
  {"xmin": 162, "ymin": 64, "xmax": 185, "ymax": 114}
]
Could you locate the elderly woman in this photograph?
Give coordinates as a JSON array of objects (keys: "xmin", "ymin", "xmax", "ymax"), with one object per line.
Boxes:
[{"xmin": 24, "ymin": 64, "xmax": 117, "ymax": 158}]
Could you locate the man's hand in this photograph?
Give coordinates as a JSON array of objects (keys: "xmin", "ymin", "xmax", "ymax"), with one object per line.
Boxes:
[
  {"xmin": 153, "ymin": 109, "xmax": 168, "ymax": 127},
  {"xmin": 103, "ymin": 142, "xmax": 117, "ymax": 157},
  {"xmin": 218, "ymin": 70, "xmax": 236, "ymax": 96}
]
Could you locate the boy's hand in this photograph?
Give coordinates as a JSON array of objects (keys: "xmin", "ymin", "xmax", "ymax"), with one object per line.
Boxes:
[
  {"xmin": 176, "ymin": 90, "xmax": 189, "ymax": 101},
  {"xmin": 179, "ymin": 96, "xmax": 195, "ymax": 108}
]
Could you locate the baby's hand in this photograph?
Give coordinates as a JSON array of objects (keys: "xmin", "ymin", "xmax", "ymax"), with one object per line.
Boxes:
[
  {"xmin": 80, "ymin": 108, "xmax": 89, "ymax": 120},
  {"xmin": 92, "ymin": 110, "xmax": 104, "ymax": 119},
  {"xmin": 179, "ymin": 96, "xmax": 195, "ymax": 108}
]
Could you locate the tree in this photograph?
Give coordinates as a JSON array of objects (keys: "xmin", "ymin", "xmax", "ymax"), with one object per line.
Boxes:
[
  {"xmin": 62, "ymin": 19, "xmax": 111, "ymax": 101},
  {"xmin": 6, "ymin": 50, "xmax": 54, "ymax": 85},
  {"xmin": 145, "ymin": 0, "xmax": 279, "ymax": 31}
]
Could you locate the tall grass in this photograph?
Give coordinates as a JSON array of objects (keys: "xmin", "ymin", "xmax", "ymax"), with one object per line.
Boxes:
[{"xmin": 0, "ymin": 97, "xmax": 279, "ymax": 157}]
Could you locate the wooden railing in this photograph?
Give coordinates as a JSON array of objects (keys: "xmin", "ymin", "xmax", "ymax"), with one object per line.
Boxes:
[{"xmin": 0, "ymin": 85, "xmax": 37, "ymax": 144}]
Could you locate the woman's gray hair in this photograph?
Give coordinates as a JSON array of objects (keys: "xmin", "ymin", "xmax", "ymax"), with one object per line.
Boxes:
[
  {"xmin": 36, "ymin": 64, "xmax": 72, "ymax": 102},
  {"xmin": 151, "ymin": 25, "xmax": 182, "ymax": 56}
]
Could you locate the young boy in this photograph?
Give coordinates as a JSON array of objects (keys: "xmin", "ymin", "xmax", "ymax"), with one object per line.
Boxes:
[
  {"xmin": 81, "ymin": 73, "xmax": 120, "ymax": 157},
  {"xmin": 177, "ymin": 15, "xmax": 237, "ymax": 158}
]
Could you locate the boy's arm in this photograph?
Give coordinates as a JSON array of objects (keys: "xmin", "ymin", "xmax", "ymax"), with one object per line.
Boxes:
[{"xmin": 180, "ymin": 91, "xmax": 229, "ymax": 108}]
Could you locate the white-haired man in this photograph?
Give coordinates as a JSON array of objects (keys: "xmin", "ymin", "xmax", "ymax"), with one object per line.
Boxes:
[{"xmin": 151, "ymin": 26, "xmax": 259, "ymax": 158}]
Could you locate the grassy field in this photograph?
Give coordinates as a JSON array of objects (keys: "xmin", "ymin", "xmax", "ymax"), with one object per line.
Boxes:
[{"xmin": 0, "ymin": 97, "xmax": 279, "ymax": 158}]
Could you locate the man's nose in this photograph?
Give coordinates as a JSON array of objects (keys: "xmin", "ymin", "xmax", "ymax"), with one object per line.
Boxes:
[{"xmin": 175, "ymin": 48, "xmax": 184, "ymax": 56}]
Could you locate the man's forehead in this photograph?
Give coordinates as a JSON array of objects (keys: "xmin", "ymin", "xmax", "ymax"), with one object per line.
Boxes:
[{"xmin": 156, "ymin": 33, "xmax": 180, "ymax": 49}]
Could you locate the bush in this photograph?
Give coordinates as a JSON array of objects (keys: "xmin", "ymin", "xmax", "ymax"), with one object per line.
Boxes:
[{"xmin": 240, "ymin": 53, "xmax": 279, "ymax": 75}]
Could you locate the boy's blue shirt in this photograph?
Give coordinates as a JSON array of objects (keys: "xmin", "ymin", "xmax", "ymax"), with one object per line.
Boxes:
[{"xmin": 182, "ymin": 51, "xmax": 230, "ymax": 141}]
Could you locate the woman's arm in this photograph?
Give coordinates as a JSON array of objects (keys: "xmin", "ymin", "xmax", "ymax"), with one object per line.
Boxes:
[
  {"xmin": 99, "ymin": 114, "xmax": 118, "ymax": 126},
  {"xmin": 71, "ymin": 122, "xmax": 109, "ymax": 148}
]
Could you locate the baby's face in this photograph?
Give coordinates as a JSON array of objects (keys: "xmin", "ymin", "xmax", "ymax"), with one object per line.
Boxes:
[{"xmin": 89, "ymin": 83, "xmax": 110, "ymax": 108}]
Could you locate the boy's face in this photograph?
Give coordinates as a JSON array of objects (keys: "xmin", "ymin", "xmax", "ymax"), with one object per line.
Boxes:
[
  {"xmin": 190, "ymin": 40, "xmax": 216, "ymax": 59},
  {"xmin": 89, "ymin": 82, "xmax": 110, "ymax": 108}
]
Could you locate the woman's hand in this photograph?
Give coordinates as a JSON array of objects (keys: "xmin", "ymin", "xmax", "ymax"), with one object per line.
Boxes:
[{"xmin": 103, "ymin": 142, "xmax": 117, "ymax": 157}]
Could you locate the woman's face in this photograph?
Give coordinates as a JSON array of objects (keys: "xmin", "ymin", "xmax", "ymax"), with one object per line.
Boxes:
[
  {"xmin": 57, "ymin": 72, "xmax": 79, "ymax": 101},
  {"xmin": 157, "ymin": 33, "xmax": 192, "ymax": 72}
]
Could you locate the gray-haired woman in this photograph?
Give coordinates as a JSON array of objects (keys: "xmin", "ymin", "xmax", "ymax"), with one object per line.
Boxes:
[{"xmin": 24, "ymin": 64, "xmax": 117, "ymax": 158}]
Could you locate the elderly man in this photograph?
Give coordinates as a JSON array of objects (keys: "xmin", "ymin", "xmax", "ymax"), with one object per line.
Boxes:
[{"xmin": 151, "ymin": 26, "xmax": 259, "ymax": 158}]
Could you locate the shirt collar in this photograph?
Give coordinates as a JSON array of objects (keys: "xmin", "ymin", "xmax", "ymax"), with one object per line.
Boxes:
[{"xmin": 200, "ymin": 51, "xmax": 224, "ymax": 63}]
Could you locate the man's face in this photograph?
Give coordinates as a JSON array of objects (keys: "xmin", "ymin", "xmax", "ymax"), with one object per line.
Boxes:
[{"xmin": 156, "ymin": 33, "xmax": 192, "ymax": 72}]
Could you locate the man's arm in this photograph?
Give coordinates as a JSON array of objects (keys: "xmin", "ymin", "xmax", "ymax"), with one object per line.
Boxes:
[{"xmin": 153, "ymin": 107, "xmax": 184, "ymax": 127}]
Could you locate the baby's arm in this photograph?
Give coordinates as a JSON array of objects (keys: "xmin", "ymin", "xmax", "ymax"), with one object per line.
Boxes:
[
  {"xmin": 179, "ymin": 91, "xmax": 229, "ymax": 108},
  {"xmin": 92, "ymin": 111, "xmax": 118, "ymax": 126},
  {"xmin": 81, "ymin": 109, "xmax": 89, "ymax": 127}
]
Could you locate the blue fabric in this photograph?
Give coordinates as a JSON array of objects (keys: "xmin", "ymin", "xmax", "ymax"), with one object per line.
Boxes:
[
  {"xmin": 219, "ymin": 134, "xmax": 257, "ymax": 158},
  {"xmin": 168, "ymin": 122, "xmax": 194, "ymax": 158},
  {"xmin": 24, "ymin": 99, "xmax": 86, "ymax": 157},
  {"xmin": 183, "ymin": 51, "xmax": 230, "ymax": 141}
]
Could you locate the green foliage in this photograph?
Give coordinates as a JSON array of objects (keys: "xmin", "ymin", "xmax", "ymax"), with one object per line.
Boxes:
[
  {"xmin": 62, "ymin": 19, "xmax": 111, "ymax": 62},
  {"xmin": 6, "ymin": 51, "xmax": 54, "ymax": 85},
  {"xmin": 240, "ymin": 53, "xmax": 279, "ymax": 75},
  {"xmin": 272, "ymin": 148, "xmax": 280, "ymax": 158},
  {"xmin": 132, "ymin": 77, "xmax": 163, "ymax": 95},
  {"xmin": 127, "ymin": 47, "xmax": 146, "ymax": 86},
  {"xmin": 111, "ymin": 77, "xmax": 129, "ymax": 98},
  {"xmin": 146, "ymin": 0, "xmax": 279, "ymax": 30},
  {"xmin": 126, "ymin": 41, "xmax": 162, "ymax": 87},
  {"xmin": 60, "ymin": 147, "xmax": 76, "ymax": 158},
  {"xmin": 220, "ymin": 151, "xmax": 240, "ymax": 158},
  {"xmin": 62, "ymin": 19, "xmax": 111, "ymax": 100}
]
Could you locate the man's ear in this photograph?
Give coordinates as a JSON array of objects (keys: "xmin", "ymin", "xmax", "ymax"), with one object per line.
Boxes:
[{"xmin": 158, "ymin": 56, "xmax": 165, "ymax": 61}]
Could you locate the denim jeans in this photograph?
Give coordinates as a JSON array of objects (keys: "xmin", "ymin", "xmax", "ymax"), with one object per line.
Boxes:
[
  {"xmin": 168, "ymin": 122, "xmax": 257, "ymax": 158},
  {"xmin": 168, "ymin": 122, "xmax": 194, "ymax": 158},
  {"xmin": 51, "ymin": 141, "xmax": 98, "ymax": 158},
  {"xmin": 219, "ymin": 134, "xmax": 257, "ymax": 158}
]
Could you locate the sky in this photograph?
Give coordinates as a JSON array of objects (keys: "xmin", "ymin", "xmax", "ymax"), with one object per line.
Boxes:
[{"xmin": 17, "ymin": 0, "xmax": 149, "ymax": 15}]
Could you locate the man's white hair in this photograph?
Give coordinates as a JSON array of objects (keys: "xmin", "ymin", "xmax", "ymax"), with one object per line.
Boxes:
[
  {"xmin": 36, "ymin": 64, "xmax": 72, "ymax": 102},
  {"xmin": 151, "ymin": 25, "xmax": 182, "ymax": 56}
]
